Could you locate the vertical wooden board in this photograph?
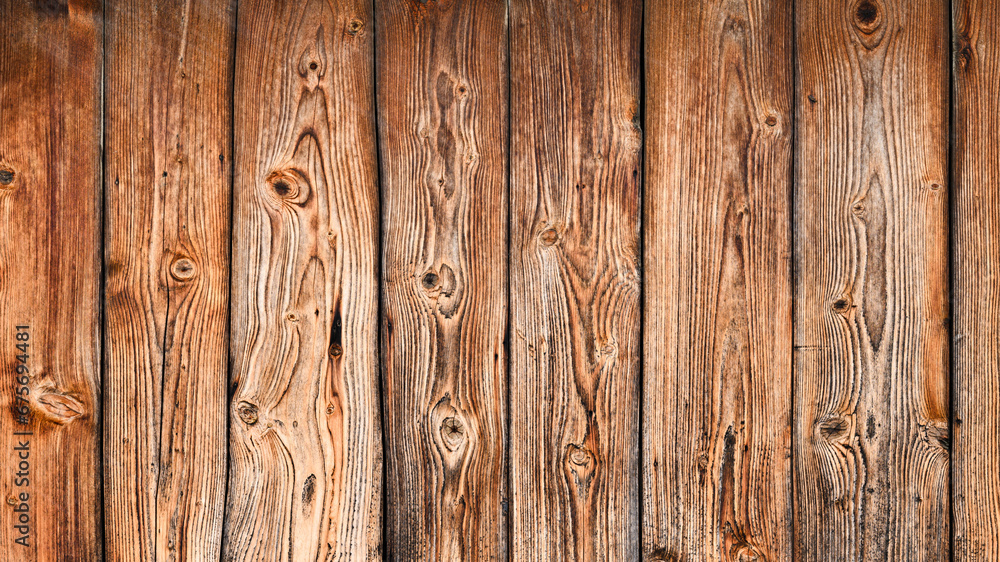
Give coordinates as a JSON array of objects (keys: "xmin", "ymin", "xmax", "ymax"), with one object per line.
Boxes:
[
  {"xmin": 0, "ymin": 1, "xmax": 102, "ymax": 559},
  {"xmin": 793, "ymin": 0, "xmax": 949, "ymax": 559},
  {"xmin": 643, "ymin": 0, "xmax": 793, "ymax": 560},
  {"xmin": 377, "ymin": 0, "xmax": 507, "ymax": 559},
  {"xmin": 953, "ymin": 0, "xmax": 1000, "ymax": 558},
  {"xmin": 508, "ymin": 0, "xmax": 640, "ymax": 560},
  {"xmin": 103, "ymin": 1, "xmax": 235, "ymax": 559},
  {"xmin": 224, "ymin": 0, "xmax": 382, "ymax": 560}
]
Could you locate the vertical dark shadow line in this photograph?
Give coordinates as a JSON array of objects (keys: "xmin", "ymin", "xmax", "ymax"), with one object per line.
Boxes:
[
  {"xmin": 99, "ymin": 1, "xmax": 108, "ymax": 560},
  {"xmin": 947, "ymin": 0, "xmax": 956, "ymax": 559},
  {"xmin": 504, "ymin": 0, "xmax": 512, "ymax": 560},
  {"xmin": 637, "ymin": 0, "xmax": 646, "ymax": 558},
  {"xmin": 219, "ymin": 0, "xmax": 240, "ymax": 558},
  {"xmin": 371, "ymin": 0, "xmax": 390, "ymax": 557},
  {"xmin": 503, "ymin": 1, "xmax": 514, "ymax": 559},
  {"xmin": 789, "ymin": 0, "xmax": 799, "ymax": 559}
]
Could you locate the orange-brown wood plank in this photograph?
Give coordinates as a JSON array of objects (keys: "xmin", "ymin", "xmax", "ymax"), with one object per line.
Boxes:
[
  {"xmin": 793, "ymin": 0, "xmax": 950, "ymax": 559},
  {"xmin": 953, "ymin": 0, "xmax": 1000, "ymax": 558},
  {"xmin": 377, "ymin": 0, "xmax": 508, "ymax": 558},
  {"xmin": 0, "ymin": 0, "xmax": 103, "ymax": 559},
  {"xmin": 103, "ymin": 1, "xmax": 236, "ymax": 559},
  {"xmin": 223, "ymin": 1, "xmax": 382, "ymax": 560},
  {"xmin": 643, "ymin": 0, "xmax": 794, "ymax": 560},
  {"xmin": 508, "ymin": 0, "xmax": 641, "ymax": 560}
]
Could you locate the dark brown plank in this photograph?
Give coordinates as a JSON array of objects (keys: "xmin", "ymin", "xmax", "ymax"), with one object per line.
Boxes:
[
  {"xmin": 377, "ymin": 0, "xmax": 508, "ymax": 559},
  {"xmin": 643, "ymin": 0, "xmax": 794, "ymax": 560},
  {"xmin": 0, "ymin": 0, "xmax": 103, "ymax": 559},
  {"xmin": 103, "ymin": 1, "xmax": 235, "ymax": 559},
  {"xmin": 793, "ymin": 0, "xmax": 950, "ymax": 559},
  {"xmin": 223, "ymin": 0, "xmax": 382, "ymax": 559},
  {"xmin": 953, "ymin": 0, "xmax": 1000, "ymax": 558},
  {"xmin": 508, "ymin": 0, "xmax": 641, "ymax": 560}
]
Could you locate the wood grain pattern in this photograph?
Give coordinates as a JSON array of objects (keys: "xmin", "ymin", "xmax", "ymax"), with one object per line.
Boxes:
[
  {"xmin": 0, "ymin": 1, "xmax": 103, "ymax": 560},
  {"xmin": 103, "ymin": 2, "xmax": 235, "ymax": 560},
  {"xmin": 953, "ymin": 0, "xmax": 1000, "ymax": 558},
  {"xmin": 643, "ymin": 0, "xmax": 793, "ymax": 560},
  {"xmin": 223, "ymin": 0, "xmax": 382, "ymax": 560},
  {"xmin": 377, "ymin": 0, "xmax": 508, "ymax": 558},
  {"xmin": 793, "ymin": 0, "xmax": 950, "ymax": 559},
  {"xmin": 508, "ymin": 0, "xmax": 640, "ymax": 560}
]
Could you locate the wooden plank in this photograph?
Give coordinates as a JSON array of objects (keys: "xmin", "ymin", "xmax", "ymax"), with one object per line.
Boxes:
[
  {"xmin": 793, "ymin": 0, "xmax": 950, "ymax": 559},
  {"xmin": 953, "ymin": 0, "xmax": 1000, "ymax": 558},
  {"xmin": 103, "ymin": 1, "xmax": 235, "ymax": 559},
  {"xmin": 377, "ymin": 0, "xmax": 508, "ymax": 558},
  {"xmin": 643, "ymin": 0, "xmax": 793, "ymax": 560},
  {"xmin": 223, "ymin": 0, "xmax": 382, "ymax": 560},
  {"xmin": 508, "ymin": 0, "xmax": 640, "ymax": 560},
  {"xmin": 0, "ymin": 0, "xmax": 103, "ymax": 559}
]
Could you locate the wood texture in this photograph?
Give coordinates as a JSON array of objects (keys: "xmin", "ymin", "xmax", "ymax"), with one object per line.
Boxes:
[
  {"xmin": 793, "ymin": 0, "xmax": 950, "ymax": 559},
  {"xmin": 953, "ymin": 0, "xmax": 1000, "ymax": 558},
  {"xmin": 378, "ymin": 0, "xmax": 508, "ymax": 558},
  {"xmin": 508, "ymin": 0, "xmax": 641, "ymax": 560},
  {"xmin": 103, "ymin": 2, "xmax": 235, "ymax": 559},
  {"xmin": 224, "ymin": 0, "xmax": 382, "ymax": 560},
  {"xmin": 643, "ymin": 0, "xmax": 794, "ymax": 560},
  {"xmin": 0, "ymin": 1, "xmax": 103, "ymax": 559}
]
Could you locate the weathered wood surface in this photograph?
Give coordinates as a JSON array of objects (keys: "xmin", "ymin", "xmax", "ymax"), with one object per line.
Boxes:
[
  {"xmin": 104, "ymin": 1, "xmax": 235, "ymax": 559},
  {"xmin": 643, "ymin": 0, "xmax": 794, "ymax": 560},
  {"xmin": 378, "ymin": 0, "xmax": 508, "ymax": 559},
  {"xmin": 0, "ymin": 1, "xmax": 103, "ymax": 559},
  {"xmin": 508, "ymin": 0, "xmax": 641, "ymax": 560},
  {"xmin": 794, "ymin": 0, "xmax": 950, "ymax": 559},
  {"xmin": 953, "ymin": 0, "xmax": 1000, "ymax": 559},
  {"xmin": 224, "ymin": 0, "xmax": 382, "ymax": 560}
]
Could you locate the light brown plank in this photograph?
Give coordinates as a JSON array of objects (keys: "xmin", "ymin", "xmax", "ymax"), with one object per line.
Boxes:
[
  {"xmin": 377, "ymin": 0, "xmax": 508, "ymax": 558},
  {"xmin": 0, "ymin": 0, "xmax": 103, "ymax": 559},
  {"xmin": 103, "ymin": 1, "xmax": 235, "ymax": 559},
  {"xmin": 223, "ymin": 0, "xmax": 382, "ymax": 560},
  {"xmin": 793, "ymin": 0, "xmax": 950, "ymax": 559},
  {"xmin": 643, "ymin": 0, "xmax": 794, "ymax": 560},
  {"xmin": 508, "ymin": 0, "xmax": 641, "ymax": 560},
  {"xmin": 953, "ymin": 0, "xmax": 1000, "ymax": 558}
]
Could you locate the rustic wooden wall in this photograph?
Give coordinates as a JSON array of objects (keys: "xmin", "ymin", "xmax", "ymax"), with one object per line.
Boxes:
[{"xmin": 0, "ymin": 0, "xmax": 997, "ymax": 560}]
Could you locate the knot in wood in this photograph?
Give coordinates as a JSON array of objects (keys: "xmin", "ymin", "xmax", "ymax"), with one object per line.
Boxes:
[
  {"xmin": 539, "ymin": 227, "xmax": 560, "ymax": 247},
  {"xmin": 440, "ymin": 416, "xmax": 465, "ymax": 451},
  {"xmin": 831, "ymin": 295, "xmax": 852, "ymax": 314},
  {"xmin": 0, "ymin": 169, "xmax": 14, "ymax": 186},
  {"xmin": 764, "ymin": 115, "xmax": 778, "ymax": 127},
  {"xmin": 852, "ymin": 201, "xmax": 865, "ymax": 216},
  {"xmin": 326, "ymin": 404, "xmax": 337, "ymax": 415},
  {"xmin": 237, "ymin": 401, "xmax": 259, "ymax": 425},
  {"xmin": 817, "ymin": 414, "xmax": 850, "ymax": 441},
  {"xmin": 329, "ymin": 343, "xmax": 342, "ymax": 358},
  {"xmin": 566, "ymin": 444, "xmax": 593, "ymax": 468},
  {"xmin": 851, "ymin": 0, "xmax": 886, "ymax": 48},
  {"xmin": 347, "ymin": 19, "xmax": 364, "ymax": 35},
  {"xmin": 265, "ymin": 169, "xmax": 305, "ymax": 200},
  {"xmin": 170, "ymin": 257, "xmax": 197, "ymax": 281}
]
